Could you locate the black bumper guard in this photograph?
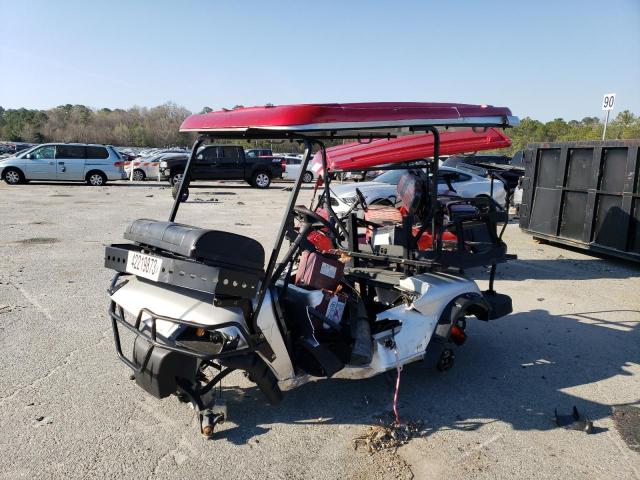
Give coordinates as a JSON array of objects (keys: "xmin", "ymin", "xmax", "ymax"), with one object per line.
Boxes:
[{"xmin": 108, "ymin": 274, "xmax": 262, "ymax": 373}]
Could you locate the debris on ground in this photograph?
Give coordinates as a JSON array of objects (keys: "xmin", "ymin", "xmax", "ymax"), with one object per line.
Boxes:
[
  {"xmin": 353, "ymin": 416, "xmax": 425, "ymax": 454},
  {"xmin": 554, "ymin": 406, "xmax": 593, "ymax": 434},
  {"xmin": 612, "ymin": 405, "xmax": 640, "ymax": 452}
]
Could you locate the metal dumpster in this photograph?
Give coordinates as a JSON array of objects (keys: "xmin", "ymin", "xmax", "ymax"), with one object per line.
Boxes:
[{"xmin": 519, "ymin": 140, "xmax": 640, "ymax": 262}]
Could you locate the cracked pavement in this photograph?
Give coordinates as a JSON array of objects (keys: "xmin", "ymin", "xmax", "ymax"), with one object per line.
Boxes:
[{"xmin": 0, "ymin": 180, "xmax": 638, "ymax": 479}]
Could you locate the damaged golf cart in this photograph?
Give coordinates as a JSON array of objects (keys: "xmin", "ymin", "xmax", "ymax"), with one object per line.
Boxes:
[{"xmin": 105, "ymin": 103, "xmax": 519, "ymax": 437}]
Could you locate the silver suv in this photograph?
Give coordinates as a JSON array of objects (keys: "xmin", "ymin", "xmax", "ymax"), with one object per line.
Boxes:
[{"xmin": 0, "ymin": 143, "xmax": 127, "ymax": 186}]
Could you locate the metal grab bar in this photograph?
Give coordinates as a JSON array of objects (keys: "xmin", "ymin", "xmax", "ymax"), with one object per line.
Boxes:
[{"xmin": 108, "ymin": 301, "xmax": 258, "ymax": 373}]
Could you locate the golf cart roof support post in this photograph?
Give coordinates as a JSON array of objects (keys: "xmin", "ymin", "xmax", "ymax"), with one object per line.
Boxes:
[
  {"xmin": 168, "ymin": 135, "xmax": 206, "ymax": 222},
  {"xmin": 430, "ymin": 126, "xmax": 440, "ymax": 253},
  {"xmin": 317, "ymin": 141, "xmax": 349, "ymax": 245},
  {"xmin": 251, "ymin": 138, "xmax": 314, "ymax": 326}
]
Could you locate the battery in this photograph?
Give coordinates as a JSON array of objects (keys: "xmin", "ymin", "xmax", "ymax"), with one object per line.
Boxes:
[{"xmin": 295, "ymin": 251, "xmax": 344, "ymax": 291}]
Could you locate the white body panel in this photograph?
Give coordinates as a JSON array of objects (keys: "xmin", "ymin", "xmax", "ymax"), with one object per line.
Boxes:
[
  {"xmin": 332, "ymin": 271, "xmax": 480, "ymax": 380},
  {"xmin": 253, "ymin": 290, "xmax": 296, "ymax": 381},
  {"xmin": 110, "ymin": 277, "xmax": 249, "ymax": 344},
  {"xmin": 111, "ymin": 271, "xmax": 479, "ymax": 388},
  {"xmin": 110, "ymin": 277, "xmax": 295, "ymax": 381}
]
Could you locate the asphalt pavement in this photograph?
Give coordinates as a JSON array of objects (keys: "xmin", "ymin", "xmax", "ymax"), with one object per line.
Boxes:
[{"xmin": 0, "ymin": 180, "xmax": 638, "ymax": 479}]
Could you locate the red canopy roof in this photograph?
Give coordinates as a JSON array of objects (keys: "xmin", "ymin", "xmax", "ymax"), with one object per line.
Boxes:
[
  {"xmin": 180, "ymin": 102, "xmax": 518, "ymax": 137},
  {"xmin": 309, "ymin": 128, "xmax": 511, "ymax": 174}
]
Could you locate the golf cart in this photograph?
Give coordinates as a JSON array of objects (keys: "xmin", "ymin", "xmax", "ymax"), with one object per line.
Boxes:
[{"xmin": 105, "ymin": 102, "xmax": 519, "ymax": 437}]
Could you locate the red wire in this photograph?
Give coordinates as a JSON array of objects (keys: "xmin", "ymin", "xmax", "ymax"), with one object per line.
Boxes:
[{"xmin": 393, "ymin": 348, "xmax": 402, "ymax": 425}]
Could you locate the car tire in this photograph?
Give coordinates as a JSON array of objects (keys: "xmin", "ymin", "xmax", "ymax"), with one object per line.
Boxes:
[
  {"xmin": 170, "ymin": 171, "xmax": 184, "ymax": 186},
  {"xmin": 2, "ymin": 168, "xmax": 24, "ymax": 185},
  {"xmin": 133, "ymin": 169, "xmax": 146, "ymax": 181},
  {"xmin": 252, "ymin": 171, "xmax": 271, "ymax": 189},
  {"xmin": 86, "ymin": 171, "xmax": 107, "ymax": 186},
  {"xmin": 302, "ymin": 171, "xmax": 314, "ymax": 183}
]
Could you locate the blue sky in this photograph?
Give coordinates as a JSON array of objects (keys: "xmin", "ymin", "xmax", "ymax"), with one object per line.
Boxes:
[{"xmin": 0, "ymin": 0, "xmax": 638, "ymax": 121}]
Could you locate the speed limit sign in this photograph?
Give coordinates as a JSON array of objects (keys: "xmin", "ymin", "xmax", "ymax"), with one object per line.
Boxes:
[{"xmin": 602, "ymin": 93, "xmax": 616, "ymax": 111}]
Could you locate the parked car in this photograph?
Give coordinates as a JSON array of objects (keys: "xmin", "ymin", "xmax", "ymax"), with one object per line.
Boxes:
[
  {"xmin": 125, "ymin": 150, "xmax": 187, "ymax": 181},
  {"xmin": 0, "ymin": 143, "xmax": 126, "ymax": 185},
  {"xmin": 328, "ymin": 166, "xmax": 507, "ymax": 215},
  {"xmin": 282, "ymin": 155, "xmax": 316, "ymax": 183},
  {"xmin": 160, "ymin": 144, "xmax": 284, "ymax": 188},
  {"xmin": 443, "ymin": 153, "xmax": 524, "ymax": 192}
]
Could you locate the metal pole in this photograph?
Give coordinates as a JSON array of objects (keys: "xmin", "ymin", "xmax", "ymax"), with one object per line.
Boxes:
[
  {"xmin": 429, "ymin": 127, "xmax": 440, "ymax": 252},
  {"xmin": 319, "ymin": 142, "xmax": 349, "ymax": 243},
  {"xmin": 602, "ymin": 110, "xmax": 610, "ymax": 141},
  {"xmin": 252, "ymin": 138, "xmax": 313, "ymax": 325},
  {"xmin": 168, "ymin": 136, "xmax": 205, "ymax": 222}
]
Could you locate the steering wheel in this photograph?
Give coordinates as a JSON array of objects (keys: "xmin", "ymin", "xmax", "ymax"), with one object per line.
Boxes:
[
  {"xmin": 293, "ymin": 205, "xmax": 341, "ymax": 239},
  {"xmin": 355, "ymin": 188, "xmax": 368, "ymax": 212}
]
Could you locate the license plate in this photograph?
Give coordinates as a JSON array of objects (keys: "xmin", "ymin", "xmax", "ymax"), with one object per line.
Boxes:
[{"xmin": 126, "ymin": 251, "xmax": 163, "ymax": 281}]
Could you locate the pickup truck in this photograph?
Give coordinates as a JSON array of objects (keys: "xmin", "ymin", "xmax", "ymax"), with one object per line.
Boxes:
[{"xmin": 159, "ymin": 145, "xmax": 284, "ymax": 188}]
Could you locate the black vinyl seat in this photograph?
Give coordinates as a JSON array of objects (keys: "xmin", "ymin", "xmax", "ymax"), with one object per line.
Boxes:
[{"xmin": 124, "ymin": 219, "xmax": 265, "ymax": 274}]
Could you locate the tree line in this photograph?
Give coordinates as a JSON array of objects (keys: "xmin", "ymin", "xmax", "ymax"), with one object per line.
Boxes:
[{"xmin": 1, "ymin": 102, "xmax": 638, "ymax": 153}]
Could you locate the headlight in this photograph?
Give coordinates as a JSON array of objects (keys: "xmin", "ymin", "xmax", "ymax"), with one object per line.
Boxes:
[{"xmin": 160, "ymin": 161, "xmax": 168, "ymax": 168}]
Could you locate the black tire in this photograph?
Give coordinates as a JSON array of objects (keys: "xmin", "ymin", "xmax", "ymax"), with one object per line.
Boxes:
[
  {"xmin": 2, "ymin": 167, "xmax": 24, "ymax": 185},
  {"xmin": 251, "ymin": 171, "xmax": 271, "ymax": 189},
  {"xmin": 86, "ymin": 171, "xmax": 107, "ymax": 186},
  {"xmin": 436, "ymin": 349, "xmax": 455, "ymax": 372},
  {"xmin": 171, "ymin": 182, "xmax": 189, "ymax": 201},
  {"xmin": 170, "ymin": 171, "xmax": 184, "ymax": 186},
  {"xmin": 302, "ymin": 171, "xmax": 314, "ymax": 183},
  {"xmin": 132, "ymin": 169, "xmax": 146, "ymax": 181}
]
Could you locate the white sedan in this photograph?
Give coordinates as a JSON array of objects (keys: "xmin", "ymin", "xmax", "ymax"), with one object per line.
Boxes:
[
  {"xmin": 328, "ymin": 166, "xmax": 507, "ymax": 215},
  {"xmin": 282, "ymin": 156, "xmax": 316, "ymax": 183}
]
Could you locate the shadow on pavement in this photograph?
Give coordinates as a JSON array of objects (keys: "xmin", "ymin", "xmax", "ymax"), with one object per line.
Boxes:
[
  {"xmin": 212, "ymin": 308, "xmax": 639, "ymax": 445},
  {"xmin": 469, "ymin": 257, "xmax": 640, "ymax": 281}
]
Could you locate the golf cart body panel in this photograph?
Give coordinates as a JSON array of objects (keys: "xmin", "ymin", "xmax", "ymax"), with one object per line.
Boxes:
[{"xmin": 106, "ymin": 101, "xmax": 518, "ymax": 437}]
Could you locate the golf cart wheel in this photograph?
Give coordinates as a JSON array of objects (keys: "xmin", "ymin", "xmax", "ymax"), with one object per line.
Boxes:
[
  {"xmin": 302, "ymin": 171, "xmax": 314, "ymax": 183},
  {"xmin": 436, "ymin": 348, "xmax": 455, "ymax": 372},
  {"xmin": 2, "ymin": 168, "xmax": 24, "ymax": 185},
  {"xmin": 201, "ymin": 412, "xmax": 225, "ymax": 438},
  {"xmin": 252, "ymin": 171, "xmax": 271, "ymax": 189},
  {"xmin": 132, "ymin": 169, "xmax": 146, "ymax": 181},
  {"xmin": 86, "ymin": 171, "xmax": 107, "ymax": 186},
  {"xmin": 171, "ymin": 182, "xmax": 189, "ymax": 202}
]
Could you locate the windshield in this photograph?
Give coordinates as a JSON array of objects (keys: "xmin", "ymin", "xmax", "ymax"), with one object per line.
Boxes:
[
  {"xmin": 372, "ymin": 169, "xmax": 409, "ymax": 185},
  {"xmin": 14, "ymin": 145, "xmax": 40, "ymax": 158}
]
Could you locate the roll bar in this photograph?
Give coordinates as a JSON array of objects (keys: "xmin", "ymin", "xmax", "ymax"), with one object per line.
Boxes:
[{"xmin": 166, "ymin": 127, "xmax": 442, "ymax": 327}]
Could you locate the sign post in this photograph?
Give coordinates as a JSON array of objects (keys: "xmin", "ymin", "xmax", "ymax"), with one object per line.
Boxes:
[{"xmin": 601, "ymin": 93, "xmax": 616, "ymax": 140}]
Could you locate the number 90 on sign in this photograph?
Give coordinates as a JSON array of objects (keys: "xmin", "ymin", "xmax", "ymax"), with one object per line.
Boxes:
[{"xmin": 602, "ymin": 93, "xmax": 616, "ymax": 111}]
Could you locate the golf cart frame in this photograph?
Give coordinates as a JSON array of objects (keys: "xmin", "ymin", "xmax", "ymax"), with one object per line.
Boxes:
[{"xmin": 106, "ymin": 102, "xmax": 518, "ymax": 435}]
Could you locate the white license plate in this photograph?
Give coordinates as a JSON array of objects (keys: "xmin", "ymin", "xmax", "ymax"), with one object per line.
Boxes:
[{"xmin": 126, "ymin": 251, "xmax": 163, "ymax": 281}]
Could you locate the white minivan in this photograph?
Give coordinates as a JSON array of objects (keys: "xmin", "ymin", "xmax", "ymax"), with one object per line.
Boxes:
[{"xmin": 0, "ymin": 143, "xmax": 127, "ymax": 186}]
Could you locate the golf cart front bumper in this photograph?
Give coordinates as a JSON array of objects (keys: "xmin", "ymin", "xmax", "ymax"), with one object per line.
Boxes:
[{"xmin": 107, "ymin": 273, "xmax": 261, "ymax": 399}]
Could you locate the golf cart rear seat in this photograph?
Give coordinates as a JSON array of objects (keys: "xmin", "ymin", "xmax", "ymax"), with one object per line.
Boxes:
[
  {"xmin": 124, "ymin": 219, "xmax": 265, "ymax": 274},
  {"xmin": 105, "ymin": 219, "xmax": 265, "ymax": 299}
]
